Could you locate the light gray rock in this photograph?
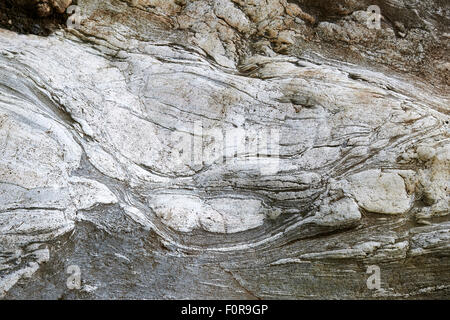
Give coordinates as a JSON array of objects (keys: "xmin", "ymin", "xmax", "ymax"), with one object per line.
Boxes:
[{"xmin": 0, "ymin": 0, "xmax": 448, "ymax": 299}]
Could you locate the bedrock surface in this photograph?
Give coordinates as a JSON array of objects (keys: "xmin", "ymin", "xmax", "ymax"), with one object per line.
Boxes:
[{"xmin": 0, "ymin": 0, "xmax": 449, "ymax": 299}]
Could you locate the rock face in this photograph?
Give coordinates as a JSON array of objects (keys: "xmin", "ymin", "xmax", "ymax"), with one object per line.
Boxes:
[
  {"xmin": 15, "ymin": 0, "xmax": 72, "ymax": 16},
  {"xmin": 0, "ymin": 0, "xmax": 449, "ymax": 299}
]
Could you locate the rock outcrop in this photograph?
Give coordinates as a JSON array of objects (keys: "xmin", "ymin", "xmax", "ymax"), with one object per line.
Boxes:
[
  {"xmin": 0, "ymin": 0, "xmax": 448, "ymax": 299},
  {"xmin": 15, "ymin": 0, "xmax": 73, "ymax": 16}
]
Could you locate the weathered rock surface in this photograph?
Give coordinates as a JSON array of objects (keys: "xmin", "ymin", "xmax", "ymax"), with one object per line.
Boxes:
[
  {"xmin": 0, "ymin": 0, "xmax": 448, "ymax": 299},
  {"xmin": 15, "ymin": 0, "xmax": 72, "ymax": 16}
]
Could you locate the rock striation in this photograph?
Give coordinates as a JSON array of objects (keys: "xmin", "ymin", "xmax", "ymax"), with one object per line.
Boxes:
[{"xmin": 0, "ymin": 0, "xmax": 448, "ymax": 299}]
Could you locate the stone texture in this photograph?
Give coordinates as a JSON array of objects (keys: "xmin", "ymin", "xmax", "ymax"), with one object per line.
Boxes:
[
  {"xmin": 348, "ymin": 170, "xmax": 412, "ymax": 215},
  {"xmin": 15, "ymin": 0, "xmax": 73, "ymax": 16},
  {"xmin": 0, "ymin": 0, "xmax": 448, "ymax": 299}
]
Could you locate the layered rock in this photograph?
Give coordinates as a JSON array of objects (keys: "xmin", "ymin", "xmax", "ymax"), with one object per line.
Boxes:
[{"xmin": 0, "ymin": 0, "xmax": 448, "ymax": 299}]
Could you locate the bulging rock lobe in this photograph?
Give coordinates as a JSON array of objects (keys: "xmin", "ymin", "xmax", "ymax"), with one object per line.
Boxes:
[{"xmin": 16, "ymin": 0, "xmax": 72, "ymax": 16}]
